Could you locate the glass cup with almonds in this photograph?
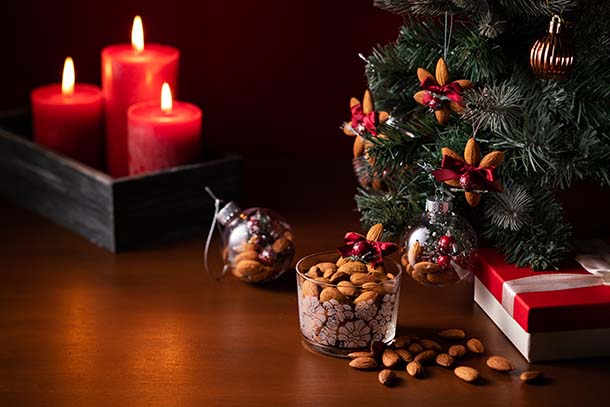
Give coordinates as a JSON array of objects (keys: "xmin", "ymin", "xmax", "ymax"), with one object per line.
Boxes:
[{"xmin": 296, "ymin": 250, "xmax": 402, "ymax": 358}]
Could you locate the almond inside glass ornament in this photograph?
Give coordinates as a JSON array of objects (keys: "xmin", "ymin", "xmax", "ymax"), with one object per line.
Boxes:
[
  {"xmin": 402, "ymin": 196, "xmax": 477, "ymax": 287},
  {"xmin": 212, "ymin": 200, "xmax": 295, "ymax": 283}
]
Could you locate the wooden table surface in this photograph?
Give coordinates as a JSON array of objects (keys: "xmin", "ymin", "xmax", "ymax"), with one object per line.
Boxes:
[{"xmin": 1, "ymin": 201, "xmax": 609, "ymax": 407}]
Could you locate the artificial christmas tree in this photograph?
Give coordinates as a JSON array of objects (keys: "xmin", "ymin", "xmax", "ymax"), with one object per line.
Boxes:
[{"xmin": 344, "ymin": 0, "xmax": 610, "ymax": 270}]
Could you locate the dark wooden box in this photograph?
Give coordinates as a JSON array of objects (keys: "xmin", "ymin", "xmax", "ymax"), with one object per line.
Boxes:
[{"xmin": 0, "ymin": 110, "xmax": 243, "ymax": 252}]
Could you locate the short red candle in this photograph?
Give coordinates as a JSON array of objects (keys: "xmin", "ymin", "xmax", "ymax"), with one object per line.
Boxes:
[
  {"xmin": 127, "ymin": 84, "xmax": 202, "ymax": 175},
  {"xmin": 31, "ymin": 57, "xmax": 103, "ymax": 169},
  {"xmin": 102, "ymin": 16, "xmax": 179, "ymax": 177}
]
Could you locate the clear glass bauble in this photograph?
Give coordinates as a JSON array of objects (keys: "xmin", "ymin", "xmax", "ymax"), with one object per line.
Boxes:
[
  {"xmin": 402, "ymin": 196, "xmax": 477, "ymax": 287},
  {"xmin": 217, "ymin": 202, "xmax": 295, "ymax": 283}
]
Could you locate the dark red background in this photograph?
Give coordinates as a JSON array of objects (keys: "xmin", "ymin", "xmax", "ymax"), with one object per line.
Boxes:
[
  {"xmin": 2, "ymin": 1, "xmax": 608, "ymax": 235},
  {"xmin": 2, "ymin": 0, "xmax": 401, "ymax": 214}
]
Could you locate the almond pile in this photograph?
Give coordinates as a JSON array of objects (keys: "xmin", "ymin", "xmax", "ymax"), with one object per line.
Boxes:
[
  {"xmin": 298, "ymin": 224, "xmax": 401, "ymax": 350},
  {"xmin": 402, "ymin": 241, "xmax": 460, "ymax": 287},
  {"xmin": 346, "ymin": 328, "xmax": 544, "ymax": 386}
]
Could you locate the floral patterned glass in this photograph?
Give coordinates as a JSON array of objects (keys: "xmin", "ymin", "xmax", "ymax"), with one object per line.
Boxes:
[{"xmin": 296, "ymin": 251, "xmax": 402, "ymax": 358}]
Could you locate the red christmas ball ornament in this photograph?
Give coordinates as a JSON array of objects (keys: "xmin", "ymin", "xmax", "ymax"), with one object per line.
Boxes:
[
  {"xmin": 351, "ymin": 240, "xmax": 371, "ymax": 257},
  {"xmin": 459, "ymin": 171, "xmax": 484, "ymax": 191},
  {"xmin": 438, "ymin": 235, "xmax": 457, "ymax": 255},
  {"xmin": 436, "ymin": 255, "xmax": 452, "ymax": 269}
]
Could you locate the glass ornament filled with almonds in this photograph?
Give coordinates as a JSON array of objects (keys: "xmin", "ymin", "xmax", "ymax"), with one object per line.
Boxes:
[
  {"xmin": 402, "ymin": 195, "xmax": 477, "ymax": 287},
  {"xmin": 215, "ymin": 202, "xmax": 295, "ymax": 283},
  {"xmin": 296, "ymin": 224, "xmax": 403, "ymax": 357}
]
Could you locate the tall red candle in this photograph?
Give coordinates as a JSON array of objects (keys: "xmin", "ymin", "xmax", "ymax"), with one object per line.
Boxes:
[
  {"xmin": 31, "ymin": 57, "xmax": 103, "ymax": 169},
  {"xmin": 102, "ymin": 16, "xmax": 179, "ymax": 177},
  {"xmin": 127, "ymin": 83, "xmax": 202, "ymax": 175}
]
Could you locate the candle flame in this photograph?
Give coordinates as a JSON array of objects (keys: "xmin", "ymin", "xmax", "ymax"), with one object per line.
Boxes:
[
  {"xmin": 161, "ymin": 82, "xmax": 173, "ymax": 113},
  {"xmin": 131, "ymin": 15, "xmax": 144, "ymax": 52},
  {"xmin": 61, "ymin": 57, "xmax": 75, "ymax": 97}
]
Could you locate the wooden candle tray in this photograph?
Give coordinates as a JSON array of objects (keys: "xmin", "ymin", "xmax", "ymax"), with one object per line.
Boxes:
[{"xmin": 0, "ymin": 110, "xmax": 243, "ymax": 252}]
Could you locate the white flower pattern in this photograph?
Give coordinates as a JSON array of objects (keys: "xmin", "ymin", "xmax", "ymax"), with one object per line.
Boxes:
[
  {"xmin": 355, "ymin": 299, "xmax": 378, "ymax": 322},
  {"xmin": 299, "ymin": 284, "xmax": 398, "ymax": 349}
]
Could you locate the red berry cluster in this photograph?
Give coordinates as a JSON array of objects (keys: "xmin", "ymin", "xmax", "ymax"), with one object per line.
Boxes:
[{"xmin": 436, "ymin": 235, "xmax": 457, "ymax": 270}]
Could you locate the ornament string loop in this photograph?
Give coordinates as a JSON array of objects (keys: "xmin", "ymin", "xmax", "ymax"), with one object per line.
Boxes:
[
  {"xmin": 443, "ymin": 11, "xmax": 454, "ymax": 61},
  {"xmin": 204, "ymin": 186, "xmax": 227, "ymax": 280}
]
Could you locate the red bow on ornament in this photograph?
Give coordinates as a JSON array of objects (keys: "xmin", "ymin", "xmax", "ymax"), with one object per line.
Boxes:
[
  {"xmin": 420, "ymin": 77, "xmax": 465, "ymax": 110},
  {"xmin": 432, "ymin": 155, "xmax": 500, "ymax": 192},
  {"xmin": 337, "ymin": 232, "xmax": 397, "ymax": 266},
  {"xmin": 350, "ymin": 104, "xmax": 378, "ymax": 136}
]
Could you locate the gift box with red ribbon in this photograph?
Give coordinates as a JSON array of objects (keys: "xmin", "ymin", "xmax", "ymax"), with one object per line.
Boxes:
[{"xmin": 474, "ymin": 245, "xmax": 610, "ymax": 362}]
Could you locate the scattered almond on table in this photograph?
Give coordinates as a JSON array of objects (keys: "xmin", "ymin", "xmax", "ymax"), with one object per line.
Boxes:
[{"xmin": 344, "ymin": 329, "xmax": 545, "ymax": 387}]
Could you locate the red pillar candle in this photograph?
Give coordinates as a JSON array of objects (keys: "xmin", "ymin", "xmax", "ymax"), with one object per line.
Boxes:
[
  {"xmin": 102, "ymin": 16, "xmax": 179, "ymax": 177},
  {"xmin": 127, "ymin": 83, "xmax": 202, "ymax": 175},
  {"xmin": 31, "ymin": 57, "xmax": 103, "ymax": 168}
]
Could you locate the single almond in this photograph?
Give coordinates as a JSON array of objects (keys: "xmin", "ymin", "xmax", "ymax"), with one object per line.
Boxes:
[
  {"xmin": 435, "ymin": 107, "xmax": 451, "ymax": 125},
  {"xmin": 323, "ymin": 268, "xmax": 337, "ymax": 279},
  {"xmin": 382, "ymin": 349, "xmax": 401, "ymax": 368},
  {"xmin": 454, "ymin": 366, "xmax": 480, "ymax": 383},
  {"xmin": 436, "ymin": 353, "xmax": 455, "ymax": 368},
  {"xmin": 407, "ymin": 241, "xmax": 422, "ymax": 265},
  {"xmin": 339, "ymin": 261, "xmax": 368, "ymax": 275},
  {"xmin": 366, "ymin": 223, "xmax": 384, "ymax": 241},
  {"xmin": 479, "ymin": 151, "xmax": 504, "ymax": 168},
  {"xmin": 413, "ymin": 349, "xmax": 437, "ymax": 364},
  {"xmin": 400, "ymin": 254, "xmax": 409, "ymax": 268},
  {"xmin": 442, "ymin": 147, "xmax": 464, "ymax": 163},
  {"xmin": 465, "ymin": 191, "xmax": 481, "ymax": 207},
  {"xmin": 337, "ymin": 281, "xmax": 358, "ymax": 297},
  {"xmin": 301, "ymin": 280, "xmax": 319, "ymax": 298},
  {"xmin": 520, "ymin": 370, "xmax": 544, "ymax": 383},
  {"xmin": 413, "ymin": 261, "xmax": 440, "ymax": 274},
  {"xmin": 435, "ymin": 58, "xmax": 450, "ymax": 86},
  {"xmin": 411, "ymin": 269, "xmax": 430, "ymax": 286},
  {"xmin": 349, "ymin": 357, "xmax": 378, "ymax": 370},
  {"xmin": 353, "ymin": 136, "xmax": 365, "ymax": 157},
  {"xmin": 234, "ymin": 250, "xmax": 259, "ymax": 263},
  {"xmin": 464, "ymin": 137, "xmax": 481, "ymax": 165},
  {"xmin": 369, "ymin": 270, "xmax": 388, "ymax": 281},
  {"xmin": 406, "ymin": 361, "xmax": 424, "ymax": 378},
  {"xmin": 395, "ymin": 348, "xmax": 413, "ymax": 363},
  {"xmin": 350, "ymin": 273, "xmax": 379, "ymax": 286},
  {"xmin": 336, "ymin": 257, "xmax": 349, "ymax": 267},
  {"xmin": 439, "ymin": 329, "xmax": 466, "ymax": 340},
  {"xmin": 486, "ymin": 356, "xmax": 515, "ymax": 372},
  {"xmin": 448, "ymin": 345, "xmax": 467, "ymax": 358},
  {"xmin": 378, "ymin": 369, "xmax": 397, "ymax": 386},
  {"xmin": 329, "ymin": 271, "xmax": 350, "ymax": 284},
  {"xmin": 362, "ymin": 282, "xmax": 385, "ymax": 294},
  {"xmin": 348, "ymin": 351, "xmax": 374, "ymax": 359},
  {"xmin": 363, "ymin": 90, "xmax": 374, "ymax": 114},
  {"xmin": 354, "ymin": 290, "xmax": 378, "ymax": 304},
  {"xmin": 393, "ymin": 336, "xmax": 411, "ymax": 349},
  {"xmin": 419, "ymin": 339, "xmax": 442, "ymax": 352},
  {"xmin": 408, "ymin": 343, "xmax": 423, "ymax": 354},
  {"xmin": 306, "ymin": 266, "xmax": 322, "ymax": 278},
  {"xmin": 417, "ymin": 67, "xmax": 435, "ymax": 84},
  {"xmin": 466, "ymin": 338, "xmax": 484, "ymax": 354},
  {"xmin": 319, "ymin": 287, "xmax": 345, "ymax": 303},
  {"xmin": 284, "ymin": 231, "xmax": 294, "ymax": 241},
  {"xmin": 427, "ymin": 270, "xmax": 459, "ymax": 285},
  {"xmin": 233, "ymin": 260, "xmax": 263, "ymax": 278},
  {"xmin": 272, "ymin": 237, "xmax": 290, "ymax": 253},
  {"xmin": 315, "ymin": 262, "xmax": 337, "ymax": 272}
]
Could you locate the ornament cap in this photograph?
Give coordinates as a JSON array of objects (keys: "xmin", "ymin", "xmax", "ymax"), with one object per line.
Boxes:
[
  {"xmin": 549, "ymin": 15, "xmax": 562, "ymax": 34},
  {"xmin": 426, "ymin": 196, "xmax": 453, "ymax": 214},
  {"xmin": 216, "ymin": 201, "xmax": 242, "ymax": 226}
]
